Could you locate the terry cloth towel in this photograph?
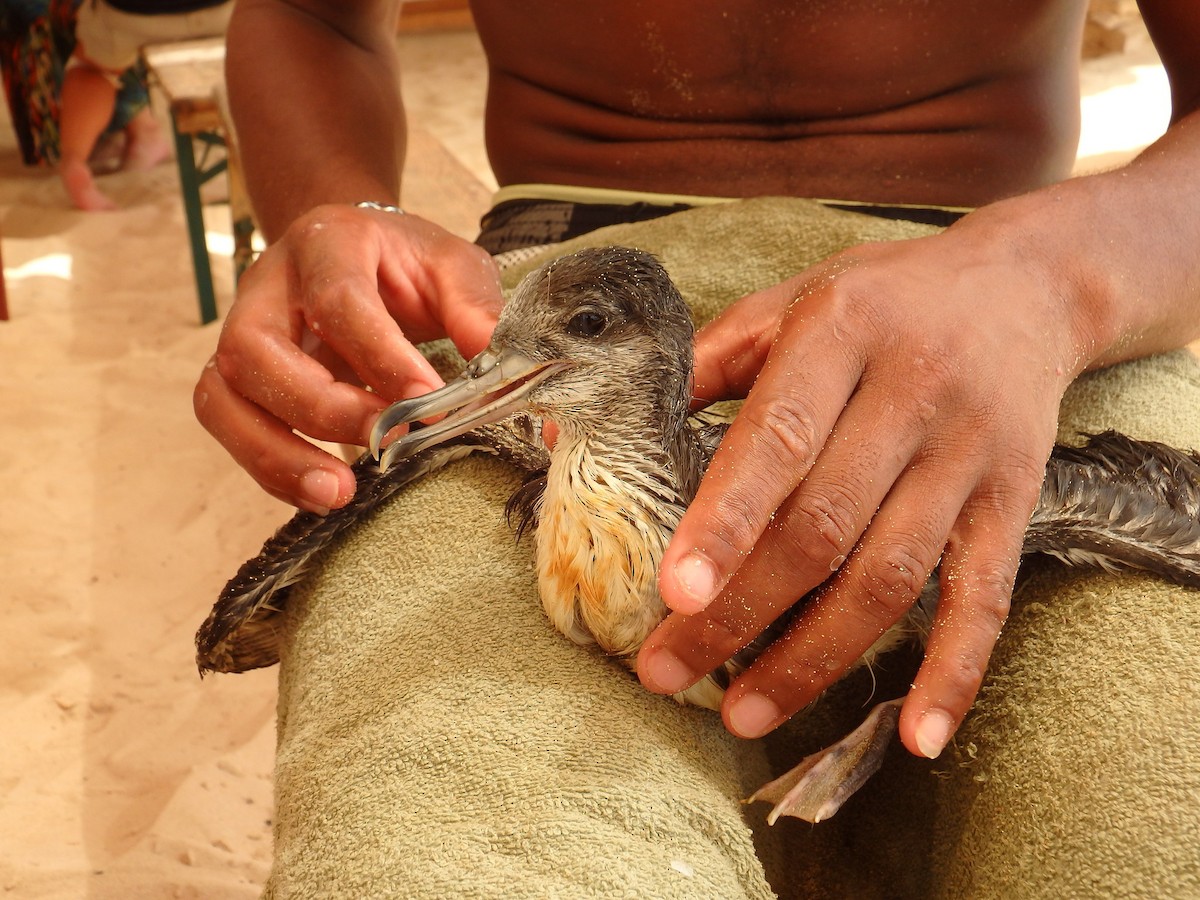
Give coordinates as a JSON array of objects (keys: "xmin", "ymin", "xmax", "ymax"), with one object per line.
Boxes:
[{"xmin": 263, "ymin": 197, "xmax": 1200, "ymax": 899}]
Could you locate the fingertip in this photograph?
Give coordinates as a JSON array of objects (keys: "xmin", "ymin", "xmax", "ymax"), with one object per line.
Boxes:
[
  {"xmin": 433, "ymin": 247, "xmax": 502, "ymax": 356},
  {"xmin": 636, "ymin": 643, "xmax": 697, "ymax": 695},
  {"xmin": 913, "ymin": 708, "xmax": 956, "ymax": 759},
  {"xmin": 661, "ymin": 549, "xmax": 722, "ymax": 614},
  {"xmin": 366, "ymin": 346, "xmax": 444, "ymax": 408},
  {"xmin": 724, "ymin": 690, "xmax": 785, "ymax": 739},
  {"xmin": 899, "ymin": 698, "xmax": 958, "ymax": 760},
  {"xmin": 297, "ymin": 466, "xmax": 354, "ymax": 514},
  {"xmin": 402, "ymin": 374, "xmax": 444, "ymax": 401},
  {"xmin": 451, "ymin": 300, "xmax": 501, "ymax": 360}
]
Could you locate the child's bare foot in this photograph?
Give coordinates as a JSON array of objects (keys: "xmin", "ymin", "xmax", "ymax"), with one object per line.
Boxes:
[
  {"xmin": 123, "ymin": 111, "xmax": 172, "ymax": 171},
  {"xmin": 60, "ymin": 158, "xmax": 117, "ymax": 211},
  {"xmin": 89, "ymin": 130, "xmax": 127, "ymax": 175}
]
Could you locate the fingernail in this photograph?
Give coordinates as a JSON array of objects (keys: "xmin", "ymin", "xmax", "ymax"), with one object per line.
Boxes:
[
  {"xmin": 641, "ymin": 649, "xmax": 696, "ymax": 694},
  {"xmin": 403, "ymin": 379, "xmax": 441, "ymax": 400},
  {"xmin": 728, "ymin": 693, "xmax": 783, "ymax": 738},
  {"xmin": 673, "ymin": 551, "xmax": 720, "ymax": 611},
  {"xmin": 915, "ymin": 709, "xmax": 955, "ymax": 759},
  {"xmin": 299, "ymin": 468, "xmax": 341, "ymax": 514}
]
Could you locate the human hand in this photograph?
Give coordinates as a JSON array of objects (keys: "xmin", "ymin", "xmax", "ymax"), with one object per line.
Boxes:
[
  {"xmin": 194, "ymin": 203, "xmax": 502, "ymax": 512},
  {"xmin": 638, "ymin": 219, "xmax": 1094, "ymax": 759}
]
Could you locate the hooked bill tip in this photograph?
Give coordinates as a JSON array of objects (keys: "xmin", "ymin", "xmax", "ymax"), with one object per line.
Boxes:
[{"xmin": 369, "ymin": 397, "xmax": 423, "ymax": 460}]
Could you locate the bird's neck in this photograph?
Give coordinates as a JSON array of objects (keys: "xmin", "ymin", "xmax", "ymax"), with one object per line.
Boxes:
[{"xmin": 535, "ymin": 421, "xmax": 694, "ymax": 659}]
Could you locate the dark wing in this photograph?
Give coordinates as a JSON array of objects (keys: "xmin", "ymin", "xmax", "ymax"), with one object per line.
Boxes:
[
  {"xmin": 196, "ymin": 418, "xmax": 548, "ymax": 675},
  {"xmin": 1028, "ymin": 431, "xmax": 1200, "ymax": 588}
]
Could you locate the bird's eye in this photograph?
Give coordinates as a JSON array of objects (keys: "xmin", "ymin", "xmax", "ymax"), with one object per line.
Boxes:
[{"xmin": 566, "ymin": 310, "xmax": 608, "ymax": 338}]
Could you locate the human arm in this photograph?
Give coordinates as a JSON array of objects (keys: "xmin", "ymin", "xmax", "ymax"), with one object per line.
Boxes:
[
  {"xmin": 194, "ymin": 0, "xmax": 501, "ymax": 512},
  {"xmin": 639, "ymin": 0, "xmax": 1200, "ymax": 759}
]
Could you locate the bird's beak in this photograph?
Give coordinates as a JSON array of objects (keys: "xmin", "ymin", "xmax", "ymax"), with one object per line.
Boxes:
[{"xmin": 369, "ymin": 347, "xmax": 569, "ymax": 469}]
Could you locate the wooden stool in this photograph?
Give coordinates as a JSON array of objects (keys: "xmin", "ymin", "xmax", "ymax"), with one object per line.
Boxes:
[{"xmin": 142, "ymin": 37, "xmax": 255, "ymax": 325}]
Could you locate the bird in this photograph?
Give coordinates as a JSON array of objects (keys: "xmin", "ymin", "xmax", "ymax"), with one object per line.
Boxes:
[{"xmin": 197, "ymin": 245, "xmax": 1200, "ymax": 825}]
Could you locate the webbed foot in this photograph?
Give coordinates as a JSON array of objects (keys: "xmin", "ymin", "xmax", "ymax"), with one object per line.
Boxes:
[{"xmin": 747, "ymin": 697, "xmax": 903, "ymax": 824}]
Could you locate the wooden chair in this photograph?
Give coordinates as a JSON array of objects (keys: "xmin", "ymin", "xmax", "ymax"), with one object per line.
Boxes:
[{"xmin": 141, "ymin": 37, "xmax": 254, "ymax": 325}]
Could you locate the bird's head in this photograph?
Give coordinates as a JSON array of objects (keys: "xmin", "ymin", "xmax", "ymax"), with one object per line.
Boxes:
[{"xmin": 371, "ymin": 246, "xmax": 695, "ymax": 465}]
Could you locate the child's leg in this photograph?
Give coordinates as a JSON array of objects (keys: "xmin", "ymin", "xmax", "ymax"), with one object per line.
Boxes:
[{"xmin": 58, "ymin": 62, "xmax": 120, "ymax": 211}]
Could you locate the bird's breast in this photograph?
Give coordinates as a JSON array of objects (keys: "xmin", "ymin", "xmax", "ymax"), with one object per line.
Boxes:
[{"xmin": 535, "ymin": 440, "xmax": 685, "ymax": 659}]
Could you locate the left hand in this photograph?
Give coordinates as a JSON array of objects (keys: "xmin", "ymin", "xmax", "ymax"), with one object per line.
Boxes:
[{"xmin": 636, "ymin": 218, "xmax": 1094, "ymax": 759}]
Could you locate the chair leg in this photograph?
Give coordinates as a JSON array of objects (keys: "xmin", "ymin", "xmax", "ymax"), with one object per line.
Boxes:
[
  {"xmin": 0, "ymin": 234, "xmax": 9, "ymax": 321},
  {"xmin": 170, "ymin": 110, "xmax": 219, "ymax": 325},
  {"xmin": 228, "ymin": 138, "xmax": 257, "ymax": 284}
]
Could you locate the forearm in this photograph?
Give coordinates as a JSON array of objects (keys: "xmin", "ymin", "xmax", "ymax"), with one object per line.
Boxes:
[
  {"xmin": 961, "ymin": 109, "xmax": 1200, "ymax": 374},
  {"xmin": 226, "ymin": 0, "xmax": 405, "ymax": 240}
]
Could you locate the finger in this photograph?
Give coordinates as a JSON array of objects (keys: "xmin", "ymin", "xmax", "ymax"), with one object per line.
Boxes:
[
  {"xmin": 383, "ymin": 232, "xmax": 504, "ymax": 363},
  {"xmin": 213, "ymin": 321, "xmax": 392, "ymax": 449},
  {"xmin": 640, "ymin": 377, "xmax": 930, "ymax": 694},
  {"xmin": 212, "ymin": 248, "xmax": 402, "ymax": 447},
  {"xmin": 660, "ymin": 300, "xmax": 865, "ymax": 614},
  {"xmin": 327, "ymin": 224, "xmax": 502, "ymax": 398},
  {"xmin": 195, "ymin": 357, "xmax": 356, "ymax": 512},
  {"xmin": 897, "ymin": 484, "xmax": 1034, "ymax": 760},
  {"xmin": 716, "ymin": 451, "xmax": 975, "ymax": 738},
  {"xmin": 691, "ymin": 261, "xmax": 853, "ymax": 406},
  {"xmin": 689, "ymin": 289, "xmax": 781, "ymax": 407},
  {"xmin": 290, "ymin": 225, "xmax": 447, "ymax": 402}
]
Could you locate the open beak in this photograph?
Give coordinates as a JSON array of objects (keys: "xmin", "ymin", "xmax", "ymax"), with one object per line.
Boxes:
[{"xmin": 369, "ymin": 347, "xmax": 569, "ymax": 470}]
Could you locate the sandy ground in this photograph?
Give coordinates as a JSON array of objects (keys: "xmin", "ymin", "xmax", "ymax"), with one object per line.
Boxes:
[
  {"xmin": 0, "ymin": 23, "xmax": 1192, "ymax": 900},
  {"xmin": 0, "ymin": 125, "xmax": 282, "ymax": 900}
]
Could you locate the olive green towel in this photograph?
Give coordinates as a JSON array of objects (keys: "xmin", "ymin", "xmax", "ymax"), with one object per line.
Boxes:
[{"xmin": 264, "ymin": 198, "xmax": 1200, "ymax": 899}]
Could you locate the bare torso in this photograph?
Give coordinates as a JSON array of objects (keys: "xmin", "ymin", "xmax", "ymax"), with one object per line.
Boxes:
[{"xmin": 470, "ymin": 0, "xmax": 1088, "ymax": 206}]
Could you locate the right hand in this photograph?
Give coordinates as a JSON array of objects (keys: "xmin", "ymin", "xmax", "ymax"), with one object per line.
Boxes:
[{"xmin": 194, "ymin": 203, "xmax": 503, "ymax": 513}]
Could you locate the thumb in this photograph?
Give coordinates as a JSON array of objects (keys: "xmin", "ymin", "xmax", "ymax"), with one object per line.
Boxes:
[{"xmin": 691, "ymin": 289, "xmax": 780, "ymax": 408}]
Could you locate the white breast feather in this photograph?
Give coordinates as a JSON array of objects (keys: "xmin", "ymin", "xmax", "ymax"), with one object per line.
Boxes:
[{"xmin": 536, "ymin": 436, "xmax": 686, "ymax": 659}]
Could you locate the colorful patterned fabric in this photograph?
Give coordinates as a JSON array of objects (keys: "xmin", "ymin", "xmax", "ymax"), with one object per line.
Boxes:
[{"xmin": 0, "ymin": 0, "xmax": 148, "ymax": 166}]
